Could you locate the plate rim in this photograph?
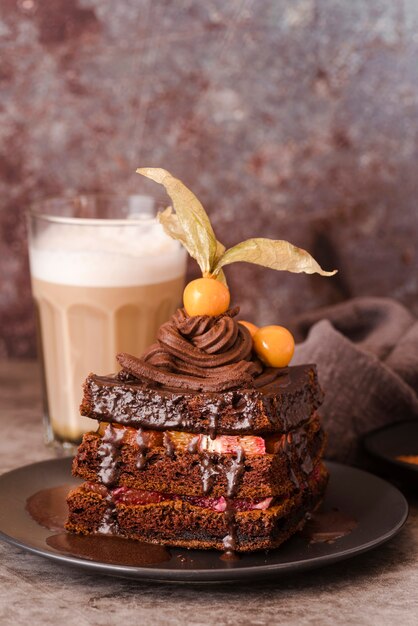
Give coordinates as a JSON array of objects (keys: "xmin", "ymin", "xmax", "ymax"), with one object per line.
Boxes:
[{"xmin": 0, "ymin": 458, "xmax": 409, "ymax": 583}]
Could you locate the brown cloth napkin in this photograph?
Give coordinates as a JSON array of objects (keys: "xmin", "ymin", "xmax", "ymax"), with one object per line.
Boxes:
[{"xmin": 292, "ymin": 297, "xmax": 418, "ymax": 463}]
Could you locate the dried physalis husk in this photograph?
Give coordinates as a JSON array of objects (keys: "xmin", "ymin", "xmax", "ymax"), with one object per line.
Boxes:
[
  {"xmin": 211, "ymin": 238, "xmax": 337, "ymax": 277},
  {"xmin": 137, "ymin": 168, "xmax": 218, "ymax": 275},
  {"xmin": 136, "ymin": 168, "xmax": 337, "ymax": 279},
  {"xmin": 158, "ymin": 207, "xmax": 228, "ymax": 284}
]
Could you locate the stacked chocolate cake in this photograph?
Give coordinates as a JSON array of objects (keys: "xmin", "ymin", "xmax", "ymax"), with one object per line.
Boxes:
[{"xmin": 66, "ymin": 307, "xmax": 328, "ymax": 552}]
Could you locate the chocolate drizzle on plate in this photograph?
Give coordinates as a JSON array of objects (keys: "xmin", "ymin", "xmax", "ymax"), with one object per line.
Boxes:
[
  {"xmin": 26, "ymin": 483, "xmax": 170, "ymax": 566},
  {"xmin": 302, "ymin": 508, "xmax": 358, "ymax": 544},
  {"xmin": 46, "ymin": 533, "xmax": 170, "ymax": 566},
  {"xmin": 26, "ymin": 485, "xmax": 72, "ymax": 531}
]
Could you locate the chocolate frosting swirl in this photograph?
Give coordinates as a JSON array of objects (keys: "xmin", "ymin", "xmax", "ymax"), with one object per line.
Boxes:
[{"xmin": 117, "ymin": 307, "xmax": 282, "ymax": 392}]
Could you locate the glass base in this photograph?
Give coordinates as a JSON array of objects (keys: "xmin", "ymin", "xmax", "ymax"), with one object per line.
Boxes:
[
  {"xmin": 45, "ymin": 438, "xmax": 80, "ymax": 458},
  {"xmin": 43, "ymin": 415, "xmax": 81, "ymax": 457}
]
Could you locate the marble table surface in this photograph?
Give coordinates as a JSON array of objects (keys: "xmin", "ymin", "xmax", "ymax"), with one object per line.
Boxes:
[{"xmin": 0, "ymin": 360, "xmax": 417, "ymax": 626}]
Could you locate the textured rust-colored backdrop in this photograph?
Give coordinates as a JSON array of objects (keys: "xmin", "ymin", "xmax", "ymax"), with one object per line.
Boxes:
[{"xmin": 1, "ymin": 0, "xmax": 417, "ymax": 358}]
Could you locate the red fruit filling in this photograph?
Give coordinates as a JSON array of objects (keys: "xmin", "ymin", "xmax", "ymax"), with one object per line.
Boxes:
[
  {"xmin": 88, "ymin": 484, "xmax": 273, "ymax": 511},
  {"xmin": 96, "ymin": 414, "xmax": 319, "ymax": 457},
  {"xmin": 98, "ymin": 424, "xmax": 288, "ymax": 456}
]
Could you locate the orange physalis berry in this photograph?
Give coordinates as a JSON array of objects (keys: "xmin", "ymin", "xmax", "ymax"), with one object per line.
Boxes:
[
  {"xmin": 183, "ymin": 277, "xmax": 230, "ymax": 317},
  {"xmin": 238, "ymin": 320, "xmax": 258, "ymax": 338},
  {"xmin": 253, "ymin": 325, "xmax": 295, "ymax": 368}
]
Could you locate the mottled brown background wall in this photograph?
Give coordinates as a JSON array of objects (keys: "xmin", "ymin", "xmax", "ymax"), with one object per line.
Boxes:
[{"xmin": 0, "ymin": 0, "xmax": 417, "ymax": 358}]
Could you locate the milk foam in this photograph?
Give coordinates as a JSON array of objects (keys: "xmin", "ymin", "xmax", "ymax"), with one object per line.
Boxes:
[{"xmin": 29, "ymin": 219, "xmax": 187, "ymax": 286}]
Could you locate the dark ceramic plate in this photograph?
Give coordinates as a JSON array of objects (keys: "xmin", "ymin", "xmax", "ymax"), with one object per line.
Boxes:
[
  {"xmin": 363, "ymin": 420, "xmax": 418, "ymax": 486},
  {"xmin": 0, "ymin": 458, "xmax": 408, "ymax": 583}
]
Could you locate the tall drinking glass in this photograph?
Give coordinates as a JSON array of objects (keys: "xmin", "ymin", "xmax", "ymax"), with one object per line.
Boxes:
[{"xmin": 27, "ymin": 194, "xmax": 187, "ymax": 453}]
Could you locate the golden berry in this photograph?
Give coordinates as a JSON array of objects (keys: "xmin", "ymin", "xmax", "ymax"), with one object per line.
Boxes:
[
  {"xmin": 253, "ymin": 325, "xmax": 295, "ymax": 368},
  {"xmin": 183, "ymin": 277, "xmax": 230, "ymax": 317},
  {"xmin": 238, "ymin": 320, "xmax": 258, "ymax": 337}
]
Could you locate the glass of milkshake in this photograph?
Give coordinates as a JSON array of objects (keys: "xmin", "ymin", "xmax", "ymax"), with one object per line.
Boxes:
[{"xmin": 27, "ymin": 194, "xmax": 187, "ymax": 453}]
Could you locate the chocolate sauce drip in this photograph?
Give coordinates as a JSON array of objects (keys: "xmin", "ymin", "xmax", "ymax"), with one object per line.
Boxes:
[
  {"xmin": 225, "ymin": 447, "xmax": 246, "ymax": 498},
  {"xmin": 200, "ymin": 454, "xmax": 219, "ymax": 494},
  {"xmin": 116, "ymin": 307, "xmax": 284, "ymax": 393},
  {"xmin": 97, "ymin": 498, "xmax": 118, "ymax": 535},
  {"xmin": 163, "ymin": 432, "xmax": 175, "ymax": 459},
  {"xmin": 206, "ymin": 402, "xmax": 221, "ymax": 439},
  {"xmin": 136, "ymin": 428, "xmax": 148, "ymax": 470},
  {"xmin": 187, "ymin": 436, "xmax": 200, "ymax": 453},
  {"xmin": 222, "ymin": 447, "xmax": 246, "ymax": 554},
  {"xmin": 222, "ymin": 502, "xmax": 238, "ymax": 553},
  {"xmin": 97, "ymin": 424, "xmax": 124, "ymax": 486}
]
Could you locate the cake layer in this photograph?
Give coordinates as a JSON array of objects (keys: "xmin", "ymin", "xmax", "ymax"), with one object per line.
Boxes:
[
  {"xmin": 73, "ymin": 416, "xmax": 326, "ymax": 498},
  {"xmin": 80, "ymin": 364, "xmax": 323, "ymax": 436},
  {"xmin": 66, "ymin": 463, "xmax": 328, "ymax": 552}
]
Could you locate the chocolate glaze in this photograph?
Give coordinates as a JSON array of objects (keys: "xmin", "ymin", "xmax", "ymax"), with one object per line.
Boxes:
[
  {"xmin": 302, "ymin": 509, "xmax": 358, "ymax": 543},
  {"xmin": 46, "ymin": 533, "xmax": 170, "ymax": 566},
  {"xmin": 116, "ymin": 307, "xmax": 281, "ymax": 393},
  {"xmin": 81, "ymin": 364, "xmax": 322, "ymax": 438}
]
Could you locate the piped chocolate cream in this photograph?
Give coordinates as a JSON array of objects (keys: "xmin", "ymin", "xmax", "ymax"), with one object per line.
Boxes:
[{"xmin": 117, "ymin": 307, "xmax": 281, "ymax": 392}]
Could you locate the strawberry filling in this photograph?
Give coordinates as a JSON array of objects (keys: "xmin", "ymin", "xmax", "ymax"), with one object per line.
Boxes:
[
  {"xmin": 97, "ymin": 419, "xmax": 319, "ymax": 456},
  {"xmin": 84, "ymin": 482, "xmax": 273, "ymax": 511}
]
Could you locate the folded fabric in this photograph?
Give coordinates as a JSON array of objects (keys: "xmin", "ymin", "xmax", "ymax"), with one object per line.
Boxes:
[{"xmin": 292, "ymin": 297, "xmax": 418, "ymax": 463}]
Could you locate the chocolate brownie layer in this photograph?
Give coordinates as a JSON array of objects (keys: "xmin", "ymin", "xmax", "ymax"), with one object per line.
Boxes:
[
  {"xmin": 73, "ymin": 418, "xmax": 326, "ymax": 498},
  {"xmin": 66, "ymin": 463, "xmax": 328, "ymax": 552},
  {"xmin": 80, "ymin": 364, "xmax": 323, "ymax": 436}
]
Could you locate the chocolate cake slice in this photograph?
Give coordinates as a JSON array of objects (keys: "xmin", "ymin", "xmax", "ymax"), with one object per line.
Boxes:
[
  {"xmin": 67, "ymin": 463, "xmax": 328, "ymax": 552},
  {"xmin": 73, "ymin": 415, "xmax": 326, "ymax": 498},
  {"xmin": 80, "ymin": 363, "xmax": 323, "ymax": 436},
  {"xmin": 67, "ymin": 307, "xmax": 329, "ymax": 552}
]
